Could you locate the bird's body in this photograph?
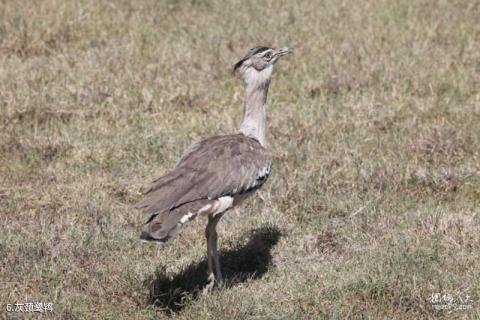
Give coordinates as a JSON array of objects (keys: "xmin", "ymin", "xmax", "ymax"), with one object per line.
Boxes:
[
  {"xmin": 137, "ymin": 133, "xmax": 272, "ymax": 242},
  {"xmin": 136, "ymin": 46, "xmax": 291, "ymax": 289}
]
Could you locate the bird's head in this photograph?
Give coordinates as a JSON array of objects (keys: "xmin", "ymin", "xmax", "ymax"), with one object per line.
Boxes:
[{"xmin": 233, "ymin": 46, "xmax": 292, "ymax": 85}]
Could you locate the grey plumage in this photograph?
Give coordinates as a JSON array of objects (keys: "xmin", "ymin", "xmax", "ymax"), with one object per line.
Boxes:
[
  {"xmin": 136, "ymin": 45, "xmax": 291, "ymax": 290},
  {"xmin": 233, "ymin": 46, "xmax": 270, "ymax": 72},
  {"xmin": 136, "ymin": 134, "xmax": 272, "ymax": 241}
]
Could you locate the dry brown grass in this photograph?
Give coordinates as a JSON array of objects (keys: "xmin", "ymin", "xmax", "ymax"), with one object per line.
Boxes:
[{"xmin": 1, "ymin": 0, "xmax": 479, "ymax": 319}]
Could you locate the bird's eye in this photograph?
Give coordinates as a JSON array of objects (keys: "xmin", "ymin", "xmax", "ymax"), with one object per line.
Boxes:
[{"xmin": 264, "ymin": 52, "xmax": 273, "ymax": 60}]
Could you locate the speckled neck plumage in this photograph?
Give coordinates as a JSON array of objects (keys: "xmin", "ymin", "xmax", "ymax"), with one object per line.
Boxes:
[{"xmin": 239, "ymin": 65, "xmax": 273, "ymax": 147}]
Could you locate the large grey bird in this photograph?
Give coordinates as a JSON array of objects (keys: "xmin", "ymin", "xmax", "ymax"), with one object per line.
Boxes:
[{"xmin": 136, "ymin": 46, "xmax": 292, "ymax": 290}]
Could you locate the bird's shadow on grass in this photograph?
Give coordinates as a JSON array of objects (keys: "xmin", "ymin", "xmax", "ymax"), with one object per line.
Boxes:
[{"xmin": 144, "ymin": 225, "xmax": 282, "ymax": 315}]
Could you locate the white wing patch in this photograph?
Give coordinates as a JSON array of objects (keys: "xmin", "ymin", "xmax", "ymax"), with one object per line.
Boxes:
[
  {"xmin": 242, "ymin": 163, "xmax": 272, "ymax": 191},
  {"xmin": 198, "ymin": 203, "xmax": 213, "ymax": 215},
  {"xmin": 212, "ymin": 196, "xmax": 234, "ymax": 215},
  {"xmin": 179, "ymin": 211, "xmax": 194, "ymax": 224},
  {"xmin": 258, "ymin": 163, "xmax": 272, "ymax": 178},
  {"xmin": 170, "ymin": 211, "xmax": 195, "ymax": 237}
]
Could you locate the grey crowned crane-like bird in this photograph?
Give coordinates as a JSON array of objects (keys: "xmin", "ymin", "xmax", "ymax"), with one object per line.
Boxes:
[{"xmin": 136, "ymin": 46, "xmax": 292, "ymax": 290}]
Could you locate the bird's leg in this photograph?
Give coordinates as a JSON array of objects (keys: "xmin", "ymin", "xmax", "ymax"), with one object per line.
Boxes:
[
  {"xmin": 203, "ymin": 213, "xmax": 224, "ymax": 293},
  {"xmin": 211, "ymin": 221, "xmax": 223, "ymax": 283},
  {"xmin": 204, "ymin": 216, "xmax": 215, "ymax": 292}
]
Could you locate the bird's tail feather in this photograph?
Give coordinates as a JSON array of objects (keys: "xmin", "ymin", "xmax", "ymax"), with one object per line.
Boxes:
[{"xmin": 139, "ymin": 199, "xmax": 209, "ymax": 243}]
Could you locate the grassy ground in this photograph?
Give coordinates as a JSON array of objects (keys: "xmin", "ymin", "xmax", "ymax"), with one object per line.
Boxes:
[{"xmin": 1, "ymin": 0, "xmax": 479, "ymax": 318}]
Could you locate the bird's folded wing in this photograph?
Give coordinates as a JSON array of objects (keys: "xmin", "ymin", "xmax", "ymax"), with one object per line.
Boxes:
[{"xmin": 135, "ymin": 134, "xmax": 272, "ymax": 215}]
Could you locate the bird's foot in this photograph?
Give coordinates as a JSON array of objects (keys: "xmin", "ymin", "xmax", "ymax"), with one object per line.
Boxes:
[{"xmin": 202, "ymin": 272, "xmax": 216, "ymax": 294}]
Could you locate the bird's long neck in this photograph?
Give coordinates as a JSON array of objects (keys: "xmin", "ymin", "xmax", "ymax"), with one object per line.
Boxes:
[{"xmin": 239, "ymin": 67, "xmax": 272, "ymax": 147}]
